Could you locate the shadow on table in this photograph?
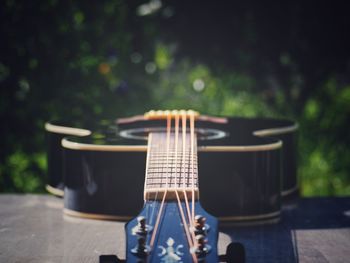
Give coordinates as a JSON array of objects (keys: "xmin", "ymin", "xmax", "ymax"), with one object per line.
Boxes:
[{"xmin": 220, "ymin": 197, "xmax": 350, "ymax": 263}]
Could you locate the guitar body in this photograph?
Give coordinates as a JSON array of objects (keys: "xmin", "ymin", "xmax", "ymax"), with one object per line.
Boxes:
[
  {"xmin": 45, "ymin": 121, "xmax": 91, "ymax": 196},
  {"xmin": 48, "ymin": 117, "xmax": 297, "ymax": 224},
  {"xmin": 45, "ymin": 120, "xmax": 115, "ymax": 196}
]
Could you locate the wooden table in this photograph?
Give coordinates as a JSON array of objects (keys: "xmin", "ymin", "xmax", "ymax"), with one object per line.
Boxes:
[{"xmin": 0, "ymin": 194, "xmax": 349, "ymax": 263}]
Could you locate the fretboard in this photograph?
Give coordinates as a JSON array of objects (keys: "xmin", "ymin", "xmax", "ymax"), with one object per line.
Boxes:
[{"xmin": 144, "ymin": 132, "xmax": 199, "ymax": 200}]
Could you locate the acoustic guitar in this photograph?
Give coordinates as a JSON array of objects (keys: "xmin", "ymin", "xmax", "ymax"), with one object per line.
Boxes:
[
  {"xmin": 45, "ymin": 110, "xmax": 298, "ymax": 225},
  {"xmin": 98, "ymin": 110, "xmax": 245, "ymax": 262}
]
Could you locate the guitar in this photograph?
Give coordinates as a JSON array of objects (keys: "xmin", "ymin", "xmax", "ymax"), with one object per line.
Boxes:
[
  {"xmin": 99, "ymin": 110, "xmax": 245, "ymax": 262},
  {"xmin": 45, "ymin": 111, "xmax": 298, "ymax": 224}
]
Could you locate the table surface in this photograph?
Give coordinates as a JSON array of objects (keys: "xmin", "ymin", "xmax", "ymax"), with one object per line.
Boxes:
[{"xmin": 0, "ymin": 194, "xmax": 349, "ymax": 263}]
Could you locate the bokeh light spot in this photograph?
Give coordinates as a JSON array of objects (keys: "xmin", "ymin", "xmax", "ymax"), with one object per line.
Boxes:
[
  {"xmin": 74, "ymin": 11, "xmax": 85, "ymax": 25},
  {"xmin": 162, "ymin": 7, "xmax": 174, "ymax": 18},
  {"xmin": 155, "ymin": 44, "xmax": 172, "ymax": 70},
  {"xmin": 193, "ymin": 78, "xmax": 205, "ymax": 92},
  {"xmin": 137, "ymin": 0, "xmax": 162, "ymax": 16},
  {"xmin": 98, "ymin": 63, "xmax": 111, "ymax": 75},
  {"xmin": 130, "ymin": 52, "xmax": 142, "ymax": 64},
  {"xmin": 145, "ymin": 62, "xmax": 157, "ymax": 74},
  {"xmin": 344, "ymin": 210, "xmax": 350, "ymax": 217},
  {"xmin": 16, "ymin": 79, "xmax": 30, "ymax": 100}
]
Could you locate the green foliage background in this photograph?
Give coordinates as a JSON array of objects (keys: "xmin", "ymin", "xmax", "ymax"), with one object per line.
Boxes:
[{"xmin": 0, "ymin": 0, "xmax": 349, "ymax": 196}]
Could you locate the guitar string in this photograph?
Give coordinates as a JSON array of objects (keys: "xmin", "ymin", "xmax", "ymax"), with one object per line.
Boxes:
[
  {"xmin": 181, "ymin": 113, "xmax": 193, "ymax": 225},
  {"xmin": 148, "ymin": 133, "xmax": 159, "ymax": 226},
  {"xmin": 145, "ymin": 133, "xmax": 161, "ymax": 227},
  {"xmin": 186, "ymin": 112, "xmax": 200, "ymax": 254},
  {"xmin": 188, "ymin": 113, "xmax": 199, "ymax": 249},
  {"xmin": 147, "ymin": 131, "xmax": 162, "ymax": 227},
  {"xmin": 147, "ymin": 112, "xmax": 198, "ymax": 262},
  {"xmin": 190, "ymin": 113, "xmax": 196, "ymax": 222},
  {"xmin": 144, "ymin": 133, "xmax": 152, "ymax": 229},
  {"xmin": 144, "ymin": 132, "xmax": 154, "ymax": 263},
  {"xmin": 175, "ymin": 190, "xmax": 197, "ymax": 263},
  {"xmin": 148, "ymin": 115, "xmax": 171, "ymax": 251},
  {"xmin": 174, "ymin": 114, "xmax": 179, "ymax": 191},
  {"xmin": 165, "ymin": 114, "xmax": 171, "ymax": 190},
  {"xmin": 149, "ymin": 188, "xmax": 167, "ymax": 252},
  {"xmin": 173, "ymin": 113, "xmax": 198, "ymax": 263}
]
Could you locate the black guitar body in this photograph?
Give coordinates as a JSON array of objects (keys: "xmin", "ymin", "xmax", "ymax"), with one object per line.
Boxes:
[
  {"xmin": 45, "ymin": 117, "xmax": 297, "ymax": 224},
  {"xmin": 45, "ymin": 121, "xmax": 90, "ymax": 197},
  {"xmin": 45, "ymin": 120, "xmax": 112, "ymax": 196}
]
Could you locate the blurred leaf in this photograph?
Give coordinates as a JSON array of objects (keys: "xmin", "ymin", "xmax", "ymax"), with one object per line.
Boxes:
[{"xmin": 155, "ymin": 43, "xmax": 172, "ymax": 70}]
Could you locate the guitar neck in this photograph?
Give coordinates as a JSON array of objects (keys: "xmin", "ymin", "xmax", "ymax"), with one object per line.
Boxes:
[{"xmin": 144, "ymin": 132, "xmax": 199, "ymax": 201}]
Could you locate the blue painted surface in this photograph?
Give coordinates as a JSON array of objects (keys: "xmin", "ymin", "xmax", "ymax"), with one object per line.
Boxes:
[{"xmin": 125, "ymin": 201, "xmax": 219, "ymax": 262}]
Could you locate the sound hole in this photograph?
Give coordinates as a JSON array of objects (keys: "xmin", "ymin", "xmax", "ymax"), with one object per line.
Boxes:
[{"xmin": 119, "ymin": 127, "xmax": 227, "ymax": 141}]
